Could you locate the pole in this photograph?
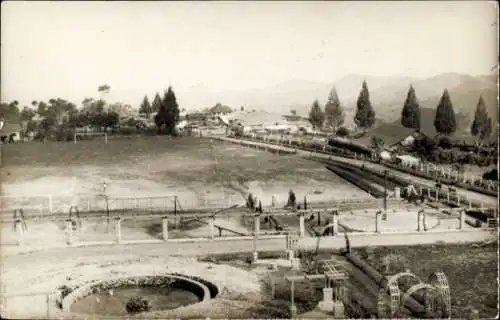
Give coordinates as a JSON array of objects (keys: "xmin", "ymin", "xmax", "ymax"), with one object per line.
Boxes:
[
  {"xmin": 383, "ymin": 170, "xmax": 388, "ymax": 220},
  {"xmin": 106, "ymin": 195, "xmax": 110, "ymax": 232}
]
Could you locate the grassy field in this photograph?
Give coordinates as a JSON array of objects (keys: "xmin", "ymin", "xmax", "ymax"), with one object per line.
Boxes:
[
  {"xmin": 1, "ymin": 136, "xmax": 369, "ymax": 212},
  {"xmin": 1, "ymin": 136, "xmax": 371, "ymax": 245},
  {"xmin": 354, "ymin": 243, "xmax": 498, "ymax": 319}
]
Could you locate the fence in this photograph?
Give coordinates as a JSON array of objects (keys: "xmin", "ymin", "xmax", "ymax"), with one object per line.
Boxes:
[
  {"xmin": 0, "ymin": 192, "xmax": 247, "ymax": 221},
  {"xmin": 221, "ymin": 134, "xmax": 498, "ymax": 194},
  {"xmin": 0, "ymin": 195, "xmax": 179, "ymax": 219}
]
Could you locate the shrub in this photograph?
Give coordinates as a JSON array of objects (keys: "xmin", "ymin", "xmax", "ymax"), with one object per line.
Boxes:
[
  {"xmin": 438, "ymin": 136, "xmax": 453, "ymax": 149},
  {"xmin": 483, "ymin": 168, "xmax": 498, "ymax": 181},
  {"xmin": 126, "ymin": 296, "xmax": 151, "ymax": 314},
  {"xmin": 336, "ymin": 127, "xmax": 350, "ymax": 137}
]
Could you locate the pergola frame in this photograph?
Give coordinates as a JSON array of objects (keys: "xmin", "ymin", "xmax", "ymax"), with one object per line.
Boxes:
[{"xmin": 284, "ymin": 259, "xmax": 348, "ymax": 308}]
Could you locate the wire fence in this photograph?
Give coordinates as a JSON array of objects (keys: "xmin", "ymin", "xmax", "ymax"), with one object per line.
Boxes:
[
  {"xmin": 0, "ymin": 193, "xmax": 245, "ymax": 221},
  {"xmin": 0, "ymin": 195, "xmax": 179, "ymax": 220}
]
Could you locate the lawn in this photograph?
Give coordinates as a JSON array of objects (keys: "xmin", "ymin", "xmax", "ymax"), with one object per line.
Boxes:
[
  {"xmin": 1, "ymin": 136, "xmax": 369, "ymax": 214},
  {"xmin": 353, "ymin": 243, "xmax": 498, "ymax": 318}
]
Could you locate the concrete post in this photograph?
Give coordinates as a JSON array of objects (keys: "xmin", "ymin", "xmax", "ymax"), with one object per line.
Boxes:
[
  {"xmin": 318, "ymin": 287, "xmax": 335, "ymax": 312},
  {"xmin": 290, "ymin": 305, "xmax": 297, "ymax": 319},
  {"xmin": 65, "ymin": 219, "xmax": 73, "ymax": 245},
  {"xmin": 254, "ymin": 215, "xmax": 260, "ymax": 238},
  {"xmin": 162, "ymin": 216, "xmax": 168, "ymax": 241},
  {"xmin": 447, "ymin": 192, "xmax": 450, "ymax": 203},
  {"xmin": 394, "ymin": 187, "xmax": 400, "ymax": 199},
  {"xmin": 323, "ymin": 287, "xmax": 334, "ymax": 301},
  {"xmin": 459, "ymin": 210, "xmax": 465, "ymax": 230},
  {"xmin": 15, "ymin": 220, "xmax": 24, "ymax": 246},
  {"xmin": 115, "ymin": 217, "xmax": 121, "ymax": 244},
  {"xmin": 375, "ymin": 213, "xmax": 382, "ymax": 233},
  {"xmin": 423, "ymin": 212, "xmax": 427, "ymax": 231},
  {"xmin": 457, "ymin": 194, "xmax": 461, "ymax": 206},
  {"xmin": 332, "ymin": 214, "xmax": 339, "ymax": 235},
  {"xmin": 427, "ymin": 188, "xmax": 431, "ymax": 199},
  {"xmin": 48, "ymin": 195, "xmax": 53, "ymax": 215},
  {"xmin": 271, "ymin": 194, "xmax": 277, "ymax": 208},
  {"xmin": 435, "ymin": 189, "xmax": 439, "ymax": 201},
  {"xmin": 299, "ymin": 214, "xmax": 305, "ymax": 237},
  {"xmin": 209, "ymin": 216, "xmax": 215, "ymax": 239},
  {"xmin": 417, "ymin": 212, "xmax": 423, "ymax": 232},
  {"xmin": 252, "ymin": 251, "xmax": 258, "ymax": 263}
]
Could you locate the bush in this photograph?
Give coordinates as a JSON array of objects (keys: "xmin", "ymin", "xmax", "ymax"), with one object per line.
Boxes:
[
  {"xmin": 483, "ymin": 169, "xmax": 498, "ymax": 181},
  {"xmin": 126, "ymin": 296, "xmax": 151, "ymax": 314},
  {"xmin": 336, "ymin": 127, "xmax": 350, "ymax": 137},
  {"xmin": 438, "ymin": 136, "xmax": 453, "ymax": 149}
]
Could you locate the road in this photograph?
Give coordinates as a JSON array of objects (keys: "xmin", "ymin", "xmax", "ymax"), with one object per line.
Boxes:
[
  {"xmin": 2, "ymin": 230, "xmax": 494, "ymax": 266},
  {"xmin": 213, "ymin": 136, "xmax": 497, "ymax": 209}
]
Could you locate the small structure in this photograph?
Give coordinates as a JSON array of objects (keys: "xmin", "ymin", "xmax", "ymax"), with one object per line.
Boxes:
[
  {"xmin": 395, "ymin": 155, "xmax": 421, "ymax": 167},
  {"xmin": 285, "ymin": 259, "xmax": 348, "ymax": 319}
]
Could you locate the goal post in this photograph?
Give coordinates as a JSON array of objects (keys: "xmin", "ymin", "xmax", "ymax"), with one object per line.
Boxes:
[{"xmin": 74, "ymin": 132, "xmax": 108, "ymax": 144}]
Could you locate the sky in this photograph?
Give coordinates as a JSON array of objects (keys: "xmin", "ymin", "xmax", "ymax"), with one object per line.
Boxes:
[{"xmin": 1, "ymin": 1, "xmax": 498, "ymax": 109}]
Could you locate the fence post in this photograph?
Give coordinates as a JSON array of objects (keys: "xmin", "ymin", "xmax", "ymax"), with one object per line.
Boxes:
[
  {"xmin": 48, "ymin": 195, "xmax": 53, "ymax": 215},
  {"xmin": 46, "ymin": 293, "xmax": 50, "ymax": 320}
]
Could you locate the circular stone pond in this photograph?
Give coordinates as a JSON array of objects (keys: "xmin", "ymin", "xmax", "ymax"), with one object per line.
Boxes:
[{"xmin": 65, "ymin": 274, "xmax": 218, "ymax": 317}]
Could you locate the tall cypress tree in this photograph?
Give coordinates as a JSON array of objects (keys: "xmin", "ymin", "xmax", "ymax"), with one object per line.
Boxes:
[
  {"xmin": 308, "ymin": 99, "xmax": 325, "ymax": 129},
  {"xmin": 354, "ymin": 80, "xmax": 376, "ymax": 130},
  {"xmin": 139, "ymin": 95, "xmax": 152, "ymax": 119},
  {"xmin": 158, "ymin": 86, "xmax": 180, "ymax": 135},
  {"xmin": 471, "ymin": 95, "xmax": 489, "ymax": 136},
  {"xmin": 401, "ymin": 85, "xmax": 421, "ymax": 129},
  {"xmin": 324, "ymin": 86, "xmax": 345, "ymax": 131},
  {"xmin": 152, "ymin": 93, "xmax": 162, "ymax": 113},
  {"xmin": 434, "ymin": 89, "xmax": 456, "ymax": 136}
]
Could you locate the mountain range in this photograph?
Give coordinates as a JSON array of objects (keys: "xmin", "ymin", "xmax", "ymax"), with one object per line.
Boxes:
[{"xmin": 179, "ymin": 72, "xmax": 498, "ymax": 134}]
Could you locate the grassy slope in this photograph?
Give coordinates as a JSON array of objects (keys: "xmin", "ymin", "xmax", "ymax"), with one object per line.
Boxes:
[{"xmin": 354, "ymin": 243, "xmax": 499, "ymax": 318}]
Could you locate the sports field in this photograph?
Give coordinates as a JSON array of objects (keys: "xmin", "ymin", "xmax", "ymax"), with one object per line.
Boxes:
[
  {"xmin": 1, "ymin": 136, "xmax": 373, "ymax": 244},
  {"xmin": 1, "ymin": 136, "xmax": 370, "ymax": 210}
]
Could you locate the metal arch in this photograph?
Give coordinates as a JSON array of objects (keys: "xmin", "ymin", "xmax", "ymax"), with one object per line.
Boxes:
[
  {"xmin": 399, "ymin": 283, "xmax": 436, "ymax": 312},
  {"xmin": 378, "ymin": 277, "xmax": 401, "ymax": 318},
  {"xmin": 429, "ymin": 271, "xmax": 451, "ymax": 317},
  {"xmin": 386, "ymin": 272, "xmax": 422, "ymax": 289},
  {"xmin": 377, "ymin": 287, "xmax": 390, "ymax": 318},
  {"xmin": 321, "ymin": 223, "xmax": 336, "ymax": 236}
]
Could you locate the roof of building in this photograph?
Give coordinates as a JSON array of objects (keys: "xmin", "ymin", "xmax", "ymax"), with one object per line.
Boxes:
[
  {"xmin": 0, "ymin": 122, "xmax": 22, "ymax": 134},
  {"xmin": 353, "ymin": 124, "xmax": 423, "ymax": 147}
]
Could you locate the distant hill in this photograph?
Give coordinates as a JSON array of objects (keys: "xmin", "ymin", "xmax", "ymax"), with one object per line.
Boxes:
[{"xmin": 178, "ymin": 72, "xmax": 497, "ymax": 130}]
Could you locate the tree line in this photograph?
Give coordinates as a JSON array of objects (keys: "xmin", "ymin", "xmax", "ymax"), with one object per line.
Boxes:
[
  {"xmin": 307, "ymin": 81, "xmax": 495, "ymax": 146},
  {"xmin": 139, "ymin": 86, "xmax": 180, "ymax": 135},
  {"xmin": 1, "ymin": 85, "xmax": 182, "ymax": 140}
]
